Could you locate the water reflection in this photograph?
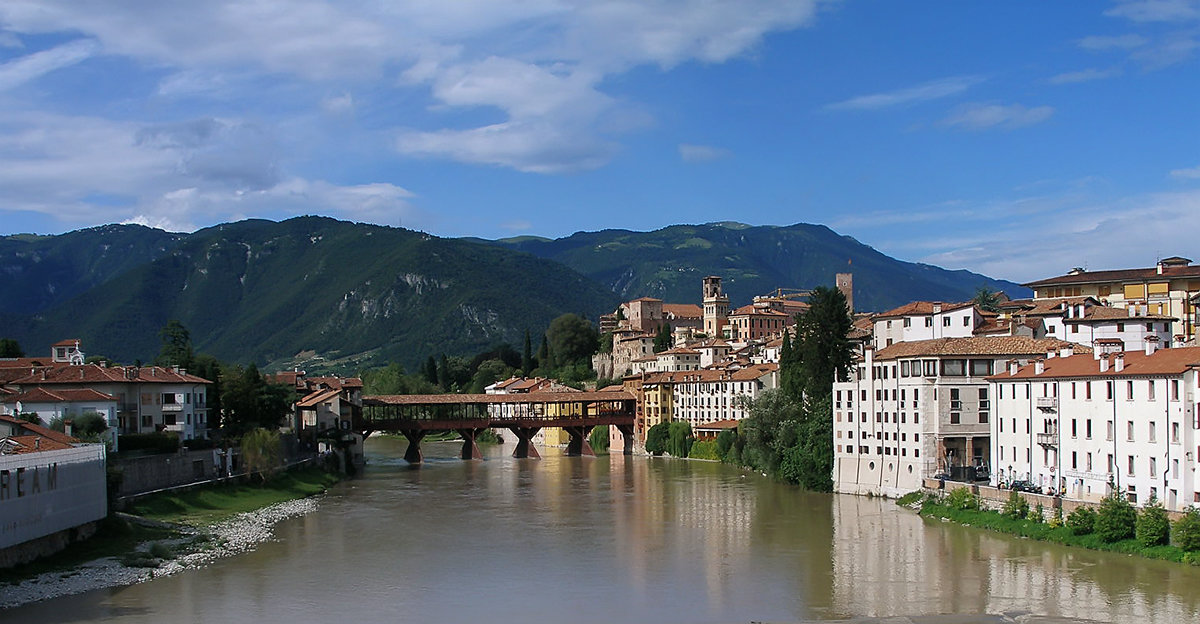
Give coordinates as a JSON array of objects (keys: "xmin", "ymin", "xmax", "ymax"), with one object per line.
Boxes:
[{"xmin": 1, "ymin": 437, "xmax": 1197, "ymax": 623}]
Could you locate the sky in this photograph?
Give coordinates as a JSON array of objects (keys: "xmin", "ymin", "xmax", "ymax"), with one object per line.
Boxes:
[{"xmin": 0, "ymin": 1, "xmax": 1198, "ymax": 283}]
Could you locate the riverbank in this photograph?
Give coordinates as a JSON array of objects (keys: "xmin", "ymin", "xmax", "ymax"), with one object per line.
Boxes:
[
  {"xmin": 902, "ymin": 491, "xmax": 1200, "ymax": 566},
  {"xmin": 0, "ymin": 467, "xmax": 340, "ymax": 609}
]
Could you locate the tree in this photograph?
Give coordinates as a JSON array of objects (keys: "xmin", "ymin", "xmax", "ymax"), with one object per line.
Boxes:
[
  {"xmin": 1173, "ymin": 508, "xmax": 1200, "ymax": 551},
  {"xmin": 422, "ymin": 356, "xmax": 439, "ymax": 386},
  {"xmin": 469, "ymin": 359, "xmax": 513, "ymax": 393},
  {"xmin": 793, "ymin": 286, "xmax": 853, "ymax": 401},
  {"xmin": 0, "ymin": 338, "xmax": 24, "ymax": 358},
  {"xmin": 240, "ymin": 428, "xmax": 283, "ymax": 482},
  {"xmin": 1095, "ymin": 493, "xmax": 1137, "ymax": 542},
  {"xmin": 653, "ymin": 323, "xmax": 673, "ymax": 353},
  {"xmin": 220, "ymin": 364, "xmax": 293, "ymax": 437},
  {"xmin": 667, "ymin": 421, "xmax": 693, "ymax": 457},
  {"xmin": 191, "ymin": 354, "xmax": 223, "ymax": 432},
  {"xmin": 155, "ymin": 319, "xmax": 194, "ymax": 369},
  {"xmin": 522, "ymin": 329, "xmax": 534, "ymax": 374},
  {"xmin": 1135, "ymin": 496, "xmax": 1170, "ymax": 547},
  {"xmin": 645, "ymin": 422, "xmax": 670, "ymax": 455},
  {"xmin": 715, "ymin": 429, "xmax": 736, "ymax": 460},
  {"xmin": 779, "ymin": 329, "xmax": 802, "ymax": 400},
  {"xmin": 363, "ymin": 362, "xmax": 439, "ymax": 395},
  {"xmin": 588, "ymin": 425, "xmax": 610, "ymax": 454},
  {"xmin": 546, "ymin": 313, "xmax": 599, "ymax": 368},
  {"xmin": 736, "ymin": 389, "xmax": 803, "ymax": 475},
  {"xmin": 972, "ymin": 286, "xmax": 1003, "ymax": 313}
]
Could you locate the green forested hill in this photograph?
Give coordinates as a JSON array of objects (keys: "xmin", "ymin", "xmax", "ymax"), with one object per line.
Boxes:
[
  {"xmin": 490, "ymin": 222, "xmax": 1027, "ymax": 312},
  {"xmin": 5, "ymin": 217, "xmax": 619, "ymax": 373}
]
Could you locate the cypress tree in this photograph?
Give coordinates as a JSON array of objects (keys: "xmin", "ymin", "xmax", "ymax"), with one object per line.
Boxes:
[{"xmin": 522, "ymin": 329, "xmax": 534, "ymax": 374}]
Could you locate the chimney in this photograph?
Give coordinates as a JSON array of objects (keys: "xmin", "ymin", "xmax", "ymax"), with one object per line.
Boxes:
[
  {"xmin": 1034, "ymin": 359, "xmax": 1045, "ymax": 375},
  {"xmin": 933, "ymin": 303, "xmax": 942, "ymax": 314},
  {"xmin": 1047, "ymin": 348, "xmax": 1056, "ymax": 359},
  {"xmin": 1060, "ymin": 345, "xmax": 1074, "ymax": 358},
  {"xmin": 1145, "ymin": 336, "xmax": 1159, "ymax": 356},
  {"xmin": 1099, "ymin": 354, "xmax": 1109, "ymax": 373},
  {"xmin": 1114, "ymin": 353, "xmax": 1125, "ymax": 372},
  {"xmin": 1157, "ymin": 261, "xmax": 1165, "ymax": 275},
  {"xmin": 64, "ymin": 419, "xmax": 73, "ymax": 437},
  {"xmin": 34, "ymin": 437, "xmax": 40, "ymax": 450},
  {"xmin": 1009, "ymin": 360, "xmax": 1019, "ymax": 376}
]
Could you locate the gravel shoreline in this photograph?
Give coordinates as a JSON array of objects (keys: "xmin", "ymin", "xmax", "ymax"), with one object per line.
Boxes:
[{"xmin": 0, "ymin": 497, "xmax": 321, "ymax": 610}]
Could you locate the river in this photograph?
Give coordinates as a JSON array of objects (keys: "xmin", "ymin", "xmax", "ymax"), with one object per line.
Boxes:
[{"xmin": 4, "ymin": 436, "xmax": 1200, "ymax": 623}]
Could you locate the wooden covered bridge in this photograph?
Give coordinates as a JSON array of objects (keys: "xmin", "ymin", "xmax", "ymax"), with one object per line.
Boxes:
[{"xmin": 359, "ymin": 390, "xmax": 637, "ymax": 464}]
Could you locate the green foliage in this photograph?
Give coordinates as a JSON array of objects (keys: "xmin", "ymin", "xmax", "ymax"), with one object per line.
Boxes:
[
  {"xmin": 240, "ymin": 428, "xmax": 283, "ymax": 482},
  {"xmin": 1031, "ymin": 502, "xmax": 1045, "ymax": 524},
  {"xmin": 736, "ymin": 389, "xmax": 802, "ymax": 474},
  {"xmin": 1095, "ymin": 494, "xmax": 1137, "ymax": 543},
  {"xmin": 1067, "ymin": 506, "xmax": 1097, "ymax": 535},
  {"xmin": 117, "ymin": 433, "xmax": 180, "ymax": 454},
  {"xmin": 468, "ymin": 359, "xmax": 514, "ymax": 393},
  {"xmin": 190, "ymin": 354, "xmax": 223, "ymax": 430},
  {"xmin": 1003, "ymin": 491, "xmax": 1030, "ymax": 520},
  {"xmin": 546, "ymin": 314, "xmax": 599, "ymax": 368},
  {"xmin": 1048, "ymin": 505, "xmax": 1064, "ymax": 529},
  {"xmin": 0, "ymin": 337, "xmax": 24, "ymax": 358},
  {"xmin": 645, "ymin": 422, "xmax": 670, "ymax": 456},
  {"xmin": 715, "ymin": 429, "xmax": 735, "ymax": 460},
  {"xmin": 361, "ymin": 362, "xmax": 440, "ymax": 395},
  {"xmin": 667, "ymin": 421, "xmax": 693, "ymax": 458},
  {"xmin": 588, "ymin": 425, "xmax": 610, "ymax": 454},
  {"xmin": 792, "ymin": 286, "xmax": 853, "ymax": 400},
  {"xmin": 220, "ymin": 363, "xmax": 293, "ymax": 437},
  {"xmin": 72, "ymin": 412, "xmax": 110, "ymax": 442},
  {"xmin": 653, "ymin": 323, "xmax": 673, "ymax": 353},
  {"xmin": 155, "ymin": 319, "xmax": 194, "ymax": 369},
  {"xmin": 972, "ymin": 286, "xmax": 1003, "ymax": 313},
  {"xmin": 896, "ymin": 491, "xmax": 924, "ymax": 507},
  {"xmin": 734, "ymin": 390, "xmax": 832, "ymax": 491},
  {"xmin": 16, "ymin": 412, "xmax": 40, "ymax": 424},
  {"xmin": 688, "ymin": 439, "xmax": 720, "ymax": 460},
  {"xmin": 1136, "ymin": 497, "xmax": 1171, "ymax": 547},
  {"xmin": 1173, "ymin": 508, "xmax": 1200, "ymax": 551},
  {"xmin": 945, "ymin": 487, "xmax": 981, "ymax": 511},
  {"xmin": 522, "ymin": 330, "xmax": 535, "ymax": 372}
]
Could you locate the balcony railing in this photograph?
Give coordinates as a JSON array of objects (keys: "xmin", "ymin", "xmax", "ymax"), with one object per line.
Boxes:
[
  {"xmin": 1036, "ymin": 432, "xmax": 1056, "ymax": 447},
  {"xmin": 1036, "ymin": 397, "xmax": 1058, "ymax": 411}
]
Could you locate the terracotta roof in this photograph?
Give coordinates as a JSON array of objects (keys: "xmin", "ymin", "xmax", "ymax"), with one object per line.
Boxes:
[
  {"xmin": 52, "ymin": 339, "xmax": 81, "ymax": 347},
  {"xmin": 0, "ymin": 435, "xmax": 76, "ymax": 454},
  {"xmin": 297, "ymin": 387, "xmax": 342, "ymax": 408},
  {"xmin": 696, "ymin": 419, "xmax": 740, "ymax": 430},
  {"xmin": 874, "ymin": 337, "xmax": 1091, "ymax": 360},
  {"xmin": 873, "ymin": 301, "xmax": 973, "ymax": 320},
  {"xmin": 990, "ymin": 347, "xmax": 1200, "ymax": 380},
  {"xmin": 0, "ymin": 414, "xmax": 80, "ymax": 446},
  {"xmin": 11, "ymin": 364, "xmax": 213, "ymax": 386},
  {"xmin": 364, "ymin": 390, "xmax": 634, "ymax": 406},
  {"xmin": 659, "ymin": 347, "xmax": 700, "ymax": 356},
  {"xmin": 662, "ymin": 303, "xmax": 703, "ymax": 319},
  {"xmin": 642, "ymin": 363, "xmax": 778, "ymax": 384},
  {"xmin": 1024, "ymin": 263, "xmax": 1200, "ymax": 288},
  {"xmin": 730, "ymin": 304, "xmax": 788, "ymax": 317},
  {"xmin": 2, "ymin": 387, "xmax": 117, "ymax": 404},
  {"xmin": 0, "ymin": 357, "xmax": 53, "ymax": 369},
  {"xmin": 629, "ymin": 297, "xmax": 663, "ymax": 303}
]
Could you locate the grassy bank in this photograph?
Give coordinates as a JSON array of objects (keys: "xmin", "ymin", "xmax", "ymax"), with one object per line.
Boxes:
[
  {"xmin": 126, "ymin": 466, "xmax": 340, "ymax": 526},
  {"xmin": 0, "ymin": 517, "xmax": 177, "ymax": 585},
  {"xmin": 907, "ymin": 492, "xmax": 1200, "ymax": 566}
]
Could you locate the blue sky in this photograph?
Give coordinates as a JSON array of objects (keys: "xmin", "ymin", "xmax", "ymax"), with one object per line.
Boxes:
[{"xmin": 0, "ymin": 1, "xmax": 1197, "ymax": 283}]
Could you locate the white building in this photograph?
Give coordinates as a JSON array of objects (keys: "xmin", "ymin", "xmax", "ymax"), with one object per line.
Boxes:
[
  {"xmin": 1, "ymin": 388, "xmax": 118, "ymax": 449},
  {"xmin": 990, "ymin": 343, "xmax": 1199, "ymax": 511},
  {"xmin": 832, "ymin": 336, "xmax": 1083, "ymax": 498},
  {"xmin": 871, "ymin": 301, "xmax": 980, "ymax": 348}
]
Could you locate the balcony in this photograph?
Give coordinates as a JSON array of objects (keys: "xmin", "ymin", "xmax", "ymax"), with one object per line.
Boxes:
[
  {"xmin": 161, "ymin": 403, "xmax": 184, "ymax": 413},
  {"xmin": 1036, "ymin": 432, "xmax": 1057, "ymax": 448},
  {"xmin": 1036, "ymin": 397, "xmax": 1058, "ymax": 412}
]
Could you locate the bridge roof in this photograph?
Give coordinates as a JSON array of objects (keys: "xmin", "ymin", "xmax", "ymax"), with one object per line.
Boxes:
[{"xmin": 364, "ymin": 390, "xmax": 634, "ymax": 406}]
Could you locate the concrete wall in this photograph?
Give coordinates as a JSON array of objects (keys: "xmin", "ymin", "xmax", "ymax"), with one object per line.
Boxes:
[
  {"xmin": 0, "ymin": 445, "xmax": 107, "ymax": 551},
  {"xmin": 115, "ymin": 448, "xmax": 225, "ymax": 497}
]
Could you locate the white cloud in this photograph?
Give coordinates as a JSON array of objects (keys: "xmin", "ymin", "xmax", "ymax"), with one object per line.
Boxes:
[
  {"xmin": 1170, "ymin": 164, "xmax": 1200, "ymax": 179},
  {"xmin": 0, "ymin": 38, "xmax": 98, "ymax": 91},
  {"xmin": 826, "ymin": 76, "xmax": 983, "ymax": 111},
  {"xmin": 0, "ymin": 32, "xmax": 22, "ymax": 48},
  {"xmin": 501, "ymin": 220, "xmax": 532, "ymax": 232},
  {"xmin": 1049, "ymin": 67, "xmax": 1123, "ymax": 84},
  {"xmin": 321, "ymin": 92, "xmax": 354, "ymax": 115},
  {"xmin": 1077, "ymin": 34, "xmax": 1148, "ymax": 50},
  {"xmin": 1132, "ymin": 35, "xmax": 1200, "ymax": 67},
  {"xmin": 939, "ymin": 103, "xmax": 1054, "ymax": 130},
  {"xmin": 1105, "ymin": 0, "xmax": 1200, "ymax": 23},
  {"xmin": 678, "ymin": 143, "xmax": 731, "ymax": 163},
  {"xmin": 156, "ymin": 70, "xmax": 230, "ymax": 98},
  {"xmin": 397, "ymin": 119, "xmax": 619, "ymax": 174}
]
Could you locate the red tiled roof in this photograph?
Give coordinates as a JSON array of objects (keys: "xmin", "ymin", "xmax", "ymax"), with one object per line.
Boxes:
[
  {"xmin": 2, "ymin": 387, "xmax": 117, "ymax": 404},
  {"xmin": 297, "ymin": 387, "xmax": 342, "ymax": 408},
  {"xmin": 662, "ymin": 303, "xmax": 703, "ymax": 319},
  {"xmin": 643, "ymin": 363, "xmax": 778, "ymax": 384},
  {"xmin": 0, "ymin": 357, "xmax": 53, "ymax": 369},
  {"xmin": 1024, "ymin": 263, "xmax": 1200, "ymax": 288},
  {"xmin": 0, "ymin": 435, "xmax": 76, "ymax": 454},
  {"xmin": 875, "ymin": 337, "xmax": 1091, "ymax": 360},
  {"xmin": 11, "ymin": 364, "xmax": 213, "ymax": 386},
  {"xmin": 0, "ymin": 414, "xmax": 80, "ymax": 446},
  {"xmin": 990, "ymin": 347, "xmax": 1200, "ymax": 380},
  {"xmin": 365, "ymin": 390, "xmax": 634, "ymax": 405},
  {"xmin": 873, "ymin": 301, "xmax": 973, "ymax": 320},
  {"xmin": 52, "ymin": 339, "xmax": 81, "ymax": 347},
  {"xmin": 696, "ymin": 419, "xmax": 740, "ymax": 430}
]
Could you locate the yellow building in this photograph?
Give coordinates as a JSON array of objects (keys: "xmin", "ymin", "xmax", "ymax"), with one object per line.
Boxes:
[{"xmin": 1023, "ymin": 256, "xmax": 1200, "ymax": 342}]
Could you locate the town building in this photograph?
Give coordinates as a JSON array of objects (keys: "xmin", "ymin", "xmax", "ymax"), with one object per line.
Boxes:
[
  {"xmin": 992, "ymin": 297, "xmax": 1175, "ymax": 349},
  {"xmin": 1023, "ymin": 256, "xmax": 1200, "ymax": 343},
  {"xmin": 270, "ymin": 370, "xmax": 364, "ymax": 467},
  {"xmin": 702, "ymin": 276, "xmax": 730, "ymax": 338},
  {"xmin": 1, "ymin": 388, "xmax": 118, "ymax": 449},
  {"xmin": 832, "ymin": 336, "xmax": 1084, "ymax": 498},
  {"xmin": 989, "ymin": 343, "xmax": 1199, "ymax": 511},
  {"xmin": 637, "ymin": 364, "xmax": 778, "ymax": 435}
]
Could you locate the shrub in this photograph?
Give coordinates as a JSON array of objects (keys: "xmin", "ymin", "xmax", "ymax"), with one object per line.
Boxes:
[
  {"xmin": 715, "ymin": 429, "xmax": 736, "ymax": 460},
  {"xmin": 1048, "ymin": 505, "xmax": 1064, "ymax": 528},
  {"xmin": 946, "ymin": 487, "xmax": 981, "ymax": 511},
  {"xmin": 688, "ymin": 439, "xmax": 720, "ymax": 460},
  {"xmin": 1031, "ymin": 502, "xmax": 1045, "ymax": 524},
  {"xmin": 1172, "ymin": 508, "xmax": 1200, "ymax": 551},
  {"xmin": 1066, "ymin": 506, "xmax": 1097, "ymax": 535},
  {"xmin": 1136, "ymin": 496, "xmax": 1171, "ymax": 547},
  {"xmin": 1002, "ymin": 491, "xmax": 1030, "ymax": 520},
  {"xmin": 1095, "ymin": 494, "xmax": 1137, "ymax": 543},
  {"xmin": 645, "ymin": 422, "xmax": 669, "ymax": 456}
]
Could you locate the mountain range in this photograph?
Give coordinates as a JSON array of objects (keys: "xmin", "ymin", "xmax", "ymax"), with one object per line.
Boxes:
[{"xmin": 1, "ymin": 217, "xmax": 1026, "ymax": 374}]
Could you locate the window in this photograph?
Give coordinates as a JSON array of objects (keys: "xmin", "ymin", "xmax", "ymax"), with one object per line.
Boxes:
[
  {"xmin": 923, "ymin": 360, "xmax": 937, "ymax": 376},
  {"xmin": 963, "ymin": 316, "xmax": 970, "ymax": 326},
  {"xmin": 1128, "ymin": 456, "xmax": 1135, "ymax": 476},
  {"xmin": 950, "ymin": 412, "xmax": 960, "ymax": 424},
  {"xmin": 1086, "ymin": 382, "xmax": 1092, "ymax": 400},
  {"xmin": 1149, "ymin": 380, "xmax": 1156, "ymax": 400},
  {"xmin": 901, "ymin": 361, "xmax": 911, "ymax": 377},
  {"xmin": 1086, "ymin": 419, "xmax": 1093, "ymax": 439},
  {"xmin": 1106, "ymin": 381, "xmax": 1114, "ymax": 401},
  {"xmin": 1107, "ymin": 420, "xmax": 1114, "ymax": 441},
  {"xmin": 1071, "ymin": 382, "xmax": 1077, "ymax": 399},
  {"xmin": 1150, "ymin": 457, "xmax": 1157, "ymax": 477},
  {"xmin": 925, "ymin": 317, "xmax": 933, "ymax": 327},
  {"xmin": 1173, "ymin": 422, "xmax": 1180, "ymax": 443},
  {"xmin": 1072, "ymin": 451, "xmax": 1078, "ymax": 469},
  {"xmin": 1127, "ymin": 380, "xmax": 1134, "ymax": 400},
  {"xmin": 1149, "ymin": 422, "xmax": 1156, "ymax": 443},
  {"xmin": 942, "ymin": 359, "xmax": 966, "ymax": 376},
  {"xmin": 1071, "ymin": 419, "xmax": 1077, "ymax": 438},
  {"xmin": 903, "ymin": 318, "xmax": 911, "ymax": 328},
  {"xmin": 1172, "ymin": 379, "xmax": 1180, "ymax": 401},
  {"xmin": 970, "ymin": 359, "xmax": 993, "ymax": 376},
  {"xmin": 950, "ymin": 388, "xmax": 961, "ymax": 409},
  {"xmin": 1127, "ymin": 421, "xmax": 1135, "ymax": 441},
  {"xmin": 943, "ymin": 316, "xmax": 951, "ymax": 327}
]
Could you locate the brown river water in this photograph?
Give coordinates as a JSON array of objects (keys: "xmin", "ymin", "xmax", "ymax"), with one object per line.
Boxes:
[{"xmin": 3, "ymin": 435, "xmax": 1199, "ymax": 623}]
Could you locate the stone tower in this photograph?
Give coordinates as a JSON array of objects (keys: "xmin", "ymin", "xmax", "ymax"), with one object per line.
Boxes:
[
  {"xmin": 702, "ymin": 276, "xmax": 729, "ymax": 337},
  {"xmin": 836, "ymin": 272, "xmax": 854, "ymax": 314}
]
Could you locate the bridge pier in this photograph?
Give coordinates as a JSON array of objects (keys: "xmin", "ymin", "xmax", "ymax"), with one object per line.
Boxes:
[
  {"xmin": 457, "ymin": 428, "xmax": 487, "ymax": 460},
  {"xmin": 509, "ymin": 427, "xmax": 541, "ymax": 459},
  {"xmin": 564, "ymin": 425, "xmax": 595, "ymax": 457},
  {"xmin": 400, "ymin": 429, "xmax": 426, "ymax": 464},
  {"xmin": 616, "ymin": 424, "xmax": 634, "ymax": 455}
]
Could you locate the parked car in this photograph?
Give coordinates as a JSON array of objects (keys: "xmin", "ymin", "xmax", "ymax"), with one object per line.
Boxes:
[{"xmin": 1008, "ymin": 480, "xmax": 1042, "ymax": 494}]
